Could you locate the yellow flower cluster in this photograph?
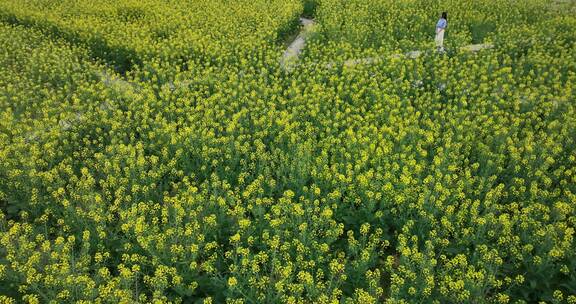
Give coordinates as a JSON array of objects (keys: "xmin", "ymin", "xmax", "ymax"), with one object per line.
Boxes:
[
  {"xmin": 0, "ymin": 0, "xmax": 302, "ymax": 72},
  {"xmin": 0, "ymin": 0, "xmax": 575, "ymax": 303}
]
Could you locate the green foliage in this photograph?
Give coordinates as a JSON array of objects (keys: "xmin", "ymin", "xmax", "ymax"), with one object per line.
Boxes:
[
  {"xmin": 0, "ymin": 0, "xmax": 575, "ymax": 303},
  {"xmin": 0, "ymin": 0, "xmax": 303, "ymax": 73},
  {"xmin": 303, "ymin": 0, "xmax": 318, "ymax": 18}
]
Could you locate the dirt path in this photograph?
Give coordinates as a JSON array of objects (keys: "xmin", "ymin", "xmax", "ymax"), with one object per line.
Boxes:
[
  {"xmin": 281, "ymin": 18, "xmax": 494, "ymax": 70},
  {"xmin": 340, "ymin": 43, "xmax": 494, "ymax": 67},
  {"xmin": 25, "ymin": 70, "xmax": 135, "ymax": 142},
  {"xmin": 280, "ymin": 17, "xmax": 316, "ymax": 71}
]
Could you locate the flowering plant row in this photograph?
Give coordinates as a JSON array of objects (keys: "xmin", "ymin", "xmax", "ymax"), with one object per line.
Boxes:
[
  {"xmin": 1, "ymin": 0, "xmax": 575, "ymax": 303},
  {"xmin": 0, "ymin": 0, "xmax": 302, "ymax": 73}
]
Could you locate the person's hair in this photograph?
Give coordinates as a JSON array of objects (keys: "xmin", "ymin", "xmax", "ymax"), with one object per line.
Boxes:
[{"xmin": 441, "ymin": 12, "xmax": 447, "ymax": 20}]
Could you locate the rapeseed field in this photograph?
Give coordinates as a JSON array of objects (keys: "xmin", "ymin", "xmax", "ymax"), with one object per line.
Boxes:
[{"xmin": 0, "ymin": 0, "xmax": 575, "ymax": 303}]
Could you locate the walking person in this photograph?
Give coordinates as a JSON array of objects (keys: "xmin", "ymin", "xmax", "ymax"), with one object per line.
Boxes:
[{"xmin": 435, "ymin": 12, "xmax": 447, "ymax": 52}]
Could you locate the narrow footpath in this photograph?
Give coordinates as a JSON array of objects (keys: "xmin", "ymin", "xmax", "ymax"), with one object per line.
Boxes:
[
  {"xmin": 280, "ymin": 17, "xmax": 494, "ymax": 71},
  {"xmin": 25, "ymin": 70, "xmax": 135, "ymax": 142},
  {"xmin": 280, "ymin": 17, "xmax": 317, "ymax": 71}
]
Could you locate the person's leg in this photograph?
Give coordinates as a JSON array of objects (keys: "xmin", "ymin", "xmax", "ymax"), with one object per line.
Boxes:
[{"xmin": 438, "ymin": 30, "xmax": 445, "ymax": 52}]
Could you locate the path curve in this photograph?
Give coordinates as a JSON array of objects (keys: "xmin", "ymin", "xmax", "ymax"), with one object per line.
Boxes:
[
  {"xmin": 280, "ymin": 17, "xmax": 316, "ymax": 71},
  {"xmin": 280, "ymin": 18, "xmax": 494, "ymax": 71}
]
